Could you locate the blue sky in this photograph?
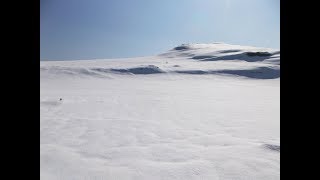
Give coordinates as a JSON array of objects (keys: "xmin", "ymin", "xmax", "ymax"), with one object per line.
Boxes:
[{"xmin": 41, "ymin": 0, "xmax": 279, "ymax": 60}]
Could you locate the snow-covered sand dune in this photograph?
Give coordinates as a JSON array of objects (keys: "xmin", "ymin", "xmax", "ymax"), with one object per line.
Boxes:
[{"xmin": 41, "ymin": 43, "xmax": 280, "ymax": 180}]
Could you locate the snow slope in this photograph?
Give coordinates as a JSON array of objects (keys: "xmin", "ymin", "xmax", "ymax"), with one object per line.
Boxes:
[{"xmin": 40, "ymin": 43, "xmax": 280, "ymax": 180}]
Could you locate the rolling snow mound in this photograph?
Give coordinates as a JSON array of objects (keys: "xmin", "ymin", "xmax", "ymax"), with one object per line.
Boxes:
[{"xmin": 41, "ymin": 43, "xmax": 280, "ymax": 79}]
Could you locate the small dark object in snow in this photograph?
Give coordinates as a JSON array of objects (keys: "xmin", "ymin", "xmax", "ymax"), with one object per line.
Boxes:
[
  {"xmin": 59, "ymin": 98, "xmax": 62, "ymax": 101},
  {"xmin": 264, "ymin": 144, "xmax": 280, "ymax": 152}
]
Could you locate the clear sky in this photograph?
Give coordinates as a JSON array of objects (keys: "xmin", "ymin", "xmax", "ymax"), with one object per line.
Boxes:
[{"xmin": 40, "ymin": 0, "xmax": 279, "ymax": 60}]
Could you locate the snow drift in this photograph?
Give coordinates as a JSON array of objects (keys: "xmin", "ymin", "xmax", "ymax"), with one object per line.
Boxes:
[{"xmin": 41, "ymin": 43, "xmax": 280, "ymax": 180}]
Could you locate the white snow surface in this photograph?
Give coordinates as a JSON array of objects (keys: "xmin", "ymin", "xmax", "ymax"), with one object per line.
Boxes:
[{"xmin": 41, "ymin": 43, "xmax": 280, "ymax": 180}]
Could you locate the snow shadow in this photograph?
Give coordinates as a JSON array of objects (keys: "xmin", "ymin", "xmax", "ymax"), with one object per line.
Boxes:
[
  {"xmin": 191, "ymin": 51, "xmax": 278, "ymax": 62},
  {"xmin": 176, "ymin": 67, "xmax": 280, "ymax": 79},
  {"xmin": 173, "ymin": 45, "xmax": 191, "ymax": 51},
  {"xmin": 214, "ymin": 67, "xmax": 280, "ymax": 79},
  {"xmin": 110, "ymin": 65, "xmax": 165, "ymax": 74}
]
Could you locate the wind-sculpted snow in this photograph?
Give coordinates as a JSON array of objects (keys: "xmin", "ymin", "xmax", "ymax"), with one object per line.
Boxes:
[
  {"xmin": 41, "ymin": 43, "xmax": 280, "ymax": 180},
  {"xmin": 41, "ymin": 65, "xmax": 279, "ymax": 79},
  {"xmin": 40, "ymin": 66, "xmax": 106, "ymax": 78},
  {"xmin": 162, "ymin": 43, "xmax": 280, "ymax": 65},
  {"xmin": 41, "ymin": 65, "xmax": 165, "ymax": 77},
  {"xmin": 41, "ymin": 43, "xmax": 279, "ymax": 79}
]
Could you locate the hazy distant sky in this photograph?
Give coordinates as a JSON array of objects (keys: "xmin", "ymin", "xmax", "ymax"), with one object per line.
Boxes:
[{"xmin": 41, "ymin": 0, "xmax": 279, "ymax": 60}]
